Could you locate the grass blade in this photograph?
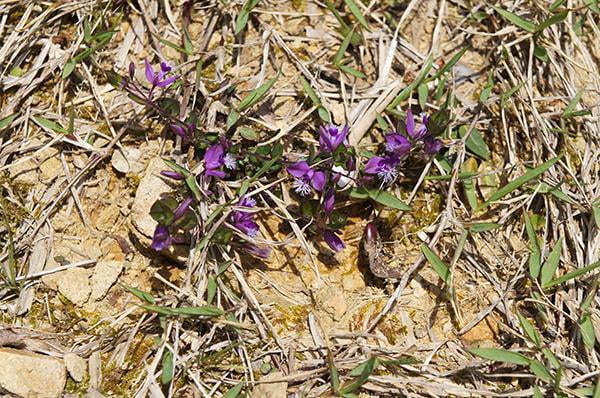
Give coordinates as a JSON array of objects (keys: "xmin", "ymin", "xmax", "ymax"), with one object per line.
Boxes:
[
  {"xmin": 343, "ymin": 0, "xmax": 370, "ymax": 30},
  {"xmin": 0, "ymin": 113, "xmax": 18, "ymax": 130},
  {"xmin": 235, "ymin": 0, "xmax": 261, "ymax": 34},
  {"xmin": 477, "ymin": 155, "xmax": 562, "ymax": 211},
  {"xmin": 469, "ymin": 347, "xmax": 529, "ymax": 365},
  {"xmin": 543, "ymin": 260, "xmax": 600, "ymax": 289},
  {"xmin": 540, "ymin": 238, "xmax": 562, "ymax": 287},
  {"xmin": 421, "ymin": 245, "xmax": 452, "ymax": 285},
  {"xmin": 516, "ymin": 311, "xmax": 542, "ymax": 347},
  {"xmin": 524, "ymin": 210, "xmax": 542, "ymax": 279},
  {"xmin": 492, "ymin": 6, "xmax": 536, "ymax": 33},
  {"xmin": 238, "ymin": 73, "xmax": 279, "ymax": 111}
]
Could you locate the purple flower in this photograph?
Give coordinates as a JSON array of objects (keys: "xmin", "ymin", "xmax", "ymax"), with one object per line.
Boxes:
[
  {"xmin": 144, "ymin": 59, "xmax": 177, "ymax": 88},
  {"xmin": 364, "ymin": 155, "xmax": 401, "ymax": 184},
  {"xmin": 423, "ymin": 136, "xmax": 442, "ymax": 155},
  {"xmin": 319, "ymin": 124, "xmax": 349, "ymax": 153},
  {"xmin": 244, "ymin": 244, "xmax": 272, "ymax": 259},
  {"xmin": 151, "ymin": 225, "xmax": 172, "ymax": 251},
  {"xmin": 170, "ymin": 123, "xmax": 195, "ymax": 142},
  {"xmin": 173, "ymin": 197, "xmax": 193, "ymax": 220},
  {"xmin": 323, "ymin": 189, "xmax": 335, "ymax": 215},
  {"xmin": 324, "ymin": 230, "xmax": 345, "ymax": 252},
  {"xmin": 384, "ymin": 133, "xmax": 411, "ymax": 156},
  {"xmin": 365, "ymin": 222, "xmax": 379, "ymax": 243},
  {"xmin": 203, "ymin": 141, "xmax": 236, "ymax": 178},
  {"xmin": 287, "ymin": 161, "xmax": 326, "ymax": 196},
  {"xmin": 405, "ymin": 109, "xmax": 428, "ymax": 140},
  {"xmin": 160, "ymin": 170, "xmax": 185, "ymax": 180},
  {"xmin": 231, "ymin": 197, "xmax": 259, "ymax": 237}
]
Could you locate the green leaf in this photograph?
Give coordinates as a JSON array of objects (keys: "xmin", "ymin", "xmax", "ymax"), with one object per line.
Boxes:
[
  {"xmin": 469, "ymin": 347, "xmax": 530, "ymax": 365},
  {"xmin": 417, "ymin": 83, "xmax": 428, "ymax": 110},
  {"xmin": 492, "ymin": 6, "xmax": 536, "ymax": 33},
  {"xmin": 163, "ymin": 159, "xmax": 191, "ymax": 177},
  {"xmin": 169, "ymin": 306, "xmax": 224, "ymax": 317},
  {"xmin": 541, "ymin": 238, "xmax": 562, "ymax": 287},
  {"xmin": 83, "ymin": 17, "xmax": 92, "ymax": 43},
  {"xmin": 579, "ymin": 314, "xmax": 596, "ymax": 349},
  {"xmin": 421, "ymin": 245, "xmax": 452, "ymax": 285},
  {"xmin": 533, "ymin": 385, "xmax": 544, "ymax": 398},
  {"xmin": 222, "ymin": 383, "xmax": 244, "ymax": 398},
  {"xmin": 318, "ymin": 106, "xmax": 331, "ymax": 122},
  {"xmin": 161, "ymin": 350, "xmax": 174, "ymax": 385},
  {"xmin": 340, "ymin": 357, "xmax": 379, "ymax": 394},
  {"xmin": 207, "ymin": 277, "xmax": 217, "ymax": 305},
  {"xmin": 593, "ymin": 202, "xmax": 600, "ymax": 229},
  {"xmin": 542, "ymin": 347, "xmax": 561, "ymax": 369},
  {"xmin": 501, "ymin": 82, "xmax": 525, "ymax": 108},
  {"xmin": 535, "ymin": 12, "xmax": 568, "ymax": 33},
  {"xmin": 479, "ymin": 71, "xmax": 494, "ymax": 102},
  {"xmin": 227, "ymin": 110, "xmax": 240, "ymax": 130},
  {"xmin": 299, "ymin": 75, "xmax": 321, "ymax": 105},
  {"xmin": 534, "ymin": 45, "xmax": 550, "ymax": 63},
  {"xmin": 468, "ymin": 223, "xmax": 501, "ymax": 233},
  {"xmin": 524, "ymin": 210, "xmax": 542, "ymax": 279},
  {"xmin": 150, "ymin": 197, "xmax": 177, "ymax": 225},
  {"xmin": 543, "ymin": 260, "xmax": 600, "ymax": 289},
  {"xmin": 477, "ymin": 155, "xmax": 562, "ymax": 211},
  {"xmin": 238, "ymin": 73, "xmax": 279, "ymax": 112},
  {"xmin": 33, "ymin": 116, "xmax": 68, "ymax": 134},
  {"xmin": 459, "ymin": 126, "xmax": 489, "ymax": 160},
  {"xmin": 343, "ymin": 0, "xmax": 370, "ymax": 30},
  {"xmin": 594, "ymin": 375, "xmax": 600, "ymax": 398},
  {"xmin": 586, "ymin": 0, "xmax": 600, "ymax": 13},
  {"xmin": 124, "ymin": 285, "xmax": 155, "ymax": 304},
  {"xmin": 0, "ymin": 113, "xmax": 18, "ymax": 130},
  {"xmin": 327, "ymin": 350, "xmax": 341, "ymax": 394},
  {"xmin": 516, "ymin": 311, "xmax": 542, "ymax": 347},
  {"xmin": 334, "ymin": 27, "xmax": 355, "ymax": 65},
  {"xmin": 337, "ymin": 63, "xmax": 367, "ymax": 78},
  {"xmin": 529, "ymin": 359, "xmax": 553, "ymax": 383},
  {"xmin": 348, "ymin": 187, "xmax": 411, "ymax": 210},
  {"xmin": 62, "ymin": 61, "xmax": 76, "ymax": 79},
  {"xmin": 239, "ymin": 127, "xmax": 258, "ymax": 141},
  {"xmin": 563, "ymin": 90, "xmax": 590, "ymax": 119},
  {"xmin": 235, "ymin": 0, "xmax": 261, "ymax": 34},
  {"xmin": 185, "ymin": 174, "xmax": 203, "ymax": 201}
]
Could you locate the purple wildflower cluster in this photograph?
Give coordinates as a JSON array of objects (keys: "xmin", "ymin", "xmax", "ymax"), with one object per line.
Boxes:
[
  {"xmin": 365, "ymin": 109, "xmax": 442, "ymax": 185},
  {"xmin": 285, "ymin": 111, "xmax": 442, "ymax": 252},
  {"xmin": 120, "ymin": 58, "xmax": 446, "ymax": 261}
]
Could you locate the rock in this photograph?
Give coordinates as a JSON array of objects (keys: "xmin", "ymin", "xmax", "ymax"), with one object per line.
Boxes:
[
  {"xmin": 0, "ymin": 348, "xmax": 66, "ymax": 397},
  {"xmin": 251, "ymin": 372, "xmax": 287, "ymax": 398},
  {"xmin": 43, "ymin": 268, "xmax": 91, "ymax": 306},
  {"xmin": 90, "ymin": 261, "xmax": 124, "ymax": 301},
  {"xmin": 9, "ymin": 157, "xmax": 39, "ymax": 185},
  {"xmin": 130, "ymin": 157, "xmax": 188, "ymax": 262},
  {"xmin": 38, "ymin": 148, "xmax": 61, "ymax": 182},
  {"xmin": 64, "ymin": 353, "xmax": 87, "ymax": 382},
  {"xmin": 111, "ymin": 147, "xmax": 144, "ymax": 174}
]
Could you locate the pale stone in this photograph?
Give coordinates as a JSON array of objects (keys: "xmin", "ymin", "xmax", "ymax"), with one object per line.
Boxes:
[
  {"xmin": 111, "ymin": 147, "xmax": 144, "ymax": 174},
  {"xmin": 64, "ymin": 353, "xmax": 87, "ymax": 382},
  {"xmin": 251, "ymin": 372, "xmax": 287, "ymax": 398},
  {"xmin": 45, "ymin": 268, "xmax": 92, "ymax": 306},
  {"xmin": 90, "ymin": 261, "xmax": 124, "ymax": 301},
  {"xmin": 0, "ymin": 348, "xmax": 66, "ymax": 397},
  {"xmin": 9, "ymin": 157, "xmax": 38, "ymax": 185}
]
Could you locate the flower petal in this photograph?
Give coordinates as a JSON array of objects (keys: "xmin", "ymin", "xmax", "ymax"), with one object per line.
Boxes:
[
  {"xmin": 311, "ymin": 171, "xmax": 326, "ymax": 192},
  {"xmin": 173, "ymin": 197, "xmax": 193, "ymax": 220},
  {"xmin": 151, "ymin": 225, "xmax": 172, "ymax": 251},
  {"xmin": 364, "ymin": 156, "xmax": 384, "ymax": 175},
  {"xmin": 286, "ymin": 161, "xmax": 311, "ymax": 178},
  {"xmin": 203, "ymin": 144, "xmax": 224, "ymax": 169},
  {"xmin": 160, "ymin": 170, "xmax": 185, "ymax": 180},
  {"xmin": 144, "ymin": 59, "xmax": 155, "ymax": 84},
  {"xmin": 405, "ymin": 109, "xmax": 416, "ymax": 138},
  {"xmin": 324, "ymin": 230, "xmax": 345, "ymax": 252},
  {"xmin": 156, "ymin": 76, "xmax": 177, "ymax": 87},
  {"xmin": 323, "ymin": 188, "xmax": 335, "ymax": 214}
]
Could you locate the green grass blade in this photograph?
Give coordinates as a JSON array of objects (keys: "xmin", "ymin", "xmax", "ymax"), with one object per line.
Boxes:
[
  {"xmin": 430, "ymin": 46, "xmax": 468, "ymax": 81},
  {"xmin": 421, "ymin": 245, "xmax": 452, "ymax": 285},
  {"xmin": 33, "ymin": 116, "xmax": 68, "ymax": 134},
  {"xmin": 334, "ymin": 27, "xmax": 356, "ymax": 64},
  {"xmin": 222, "ymin": 383, "xmax": 244, "ymax": 398},
  {"xmin": 337, "ymin": 63, "xmax": 367, "ymax": 78},
  {"xmin": 340, "ymin": 357, "xmax": 379, "ymax": 394},
  {"xmin": 235, "ymin": 0, "xmax": 261, "ymax": 34},
  {"xmin": 535, "ymin": 11, "xmax": 568, "ymax": 33},
  {"xmin": 343, "ymin": 0, "xmax": 370, "ymax": 30},
  {"xmin": 477, "ymin": 155, "xmax": 562, "ymax": 211},
  {"xmin": 0, "ymin": 113, "xmax": 18, "ymax": 130},
  {"xmin": 516, "ymin": 311, "xmax": 542, "ymax": 347},
  {"xmin": 492, "ymin": 6, "xmax": 536, "ymax": 33},
  {"xmin": 524, "ymin": 210, "xmax": 542, "ymax": 279},
  {"xmin": 529, "ymin": 359, "xmax": 553, "ymax": 383},
  {"xmin": 469, "ymin": 347, "xmax": 530, "ymax": 365},
  {"xmin": 237, "ymin": 72, "xmax": 279, "ymax": 111},
  {"xmin": 541, "ymin": 238, "xmax": 562, "ymax": 287},
  {"xmin": 544, "ymin": 260, "xmax": 600, "ymax": 289}
]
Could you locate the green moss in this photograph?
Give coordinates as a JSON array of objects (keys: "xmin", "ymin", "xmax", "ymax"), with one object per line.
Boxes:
[{"xmin": 272, "ymin": 304, "xmax": 309, "ymax": 331}]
